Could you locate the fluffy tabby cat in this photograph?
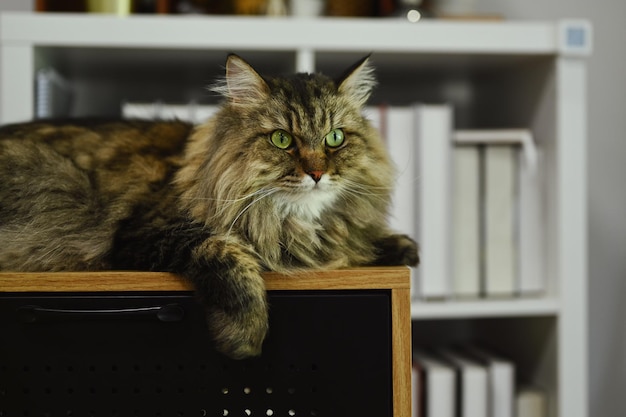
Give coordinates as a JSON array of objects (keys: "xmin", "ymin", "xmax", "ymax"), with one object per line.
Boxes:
[{"xmin": 0, "ymin": 55, "xmax": 418, "ymax": 359}]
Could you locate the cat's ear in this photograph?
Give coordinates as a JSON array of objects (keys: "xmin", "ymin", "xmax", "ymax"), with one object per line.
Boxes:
[
  {"xmin": 213, "ymin": 54, "xmax": 269, "ymax": 105},
  {"xmin": 337, "ymin": 55, "xmax": 377, "ymax": 107}
]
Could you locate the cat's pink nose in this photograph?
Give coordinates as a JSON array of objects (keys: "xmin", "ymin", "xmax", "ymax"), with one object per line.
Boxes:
[{"xmin": 308, "ymin": 171, "xmax": 324, "ymax": 183}]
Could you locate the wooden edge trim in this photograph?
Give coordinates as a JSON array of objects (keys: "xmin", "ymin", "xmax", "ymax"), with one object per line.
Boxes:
[
  {"xmin": 391, "ymin": 287, "xmax": 412, "ymax": 417},
  {"xmin": 0, "ymin": 266, "xmax": 411, "ymax": 293}
]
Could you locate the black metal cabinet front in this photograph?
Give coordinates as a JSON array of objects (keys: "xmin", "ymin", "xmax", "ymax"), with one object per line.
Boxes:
[{"xmin": 0, "ymin": 290, "xmax": 392, "ymax": 417}]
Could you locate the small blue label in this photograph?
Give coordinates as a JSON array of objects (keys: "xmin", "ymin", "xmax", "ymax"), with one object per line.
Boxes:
[{"xmin": 567, "ymin": 26, "xmax": 586, "ymax": 48}]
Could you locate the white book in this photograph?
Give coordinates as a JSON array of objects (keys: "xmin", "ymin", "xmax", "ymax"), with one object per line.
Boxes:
[
  {"xmin": 465, "ymin": 347, "xmax": 515, "ymax": 417},
  {"xmin": 452, "ymin": 145, "xmax": 481, "ymax": 298},
  {"xmin": 367, "ymin": 105, "xmax": 419, "ymax": 298},
  {"xmin": 415, "ymin": 104, "xmax": 453, "ymax": 299},
  {"xmin": 439, "ymin": 349, "xmax": 488, "ymax": 417},
  {"xmin": 517, "ymin": 148, "xmax": 544, "ymax": 295},
  {"xmin": 375, "ymin": 106, "xmax": 417, "ymax": 239},
  {"xmin": 36, "ymin": 68, "xmax": 72, "ymax": 119},
  {"xmin": 483, "ymin": 145, "xmax": 517, "ymax": 297},
  {"xmin": 516, "ymin": 387, "xmax": 547, "ymax": 417},
  {"xmin": 122, "ymin": 102, "xmax": 219, "ymax": 124},
  {"xmin": 413, "ymin": 350, "xmax": 455, "ymax": 417},
  {"xmin": 454, "ymin": 129, "xmax": 544, "ymax": 296}
]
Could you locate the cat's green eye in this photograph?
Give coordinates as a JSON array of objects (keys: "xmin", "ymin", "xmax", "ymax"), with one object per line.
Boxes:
[
  {"xmin": 270, "ymin": 130, "xmax": 293, "ymax": 149},
  {"xmin": 325, "ymin": 129, "xmax": 345, "ymax": 148}
]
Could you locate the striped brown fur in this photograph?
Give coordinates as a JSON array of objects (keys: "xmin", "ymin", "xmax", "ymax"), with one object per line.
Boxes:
[{"xmin": 0, "ymin": 55, "xmax": 418, "ymax": 358}]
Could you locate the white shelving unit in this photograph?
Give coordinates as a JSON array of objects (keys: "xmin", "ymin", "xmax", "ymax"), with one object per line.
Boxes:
[{"xmin": 0, "ymin": 12, "xmax": 590, "ymax": 417}]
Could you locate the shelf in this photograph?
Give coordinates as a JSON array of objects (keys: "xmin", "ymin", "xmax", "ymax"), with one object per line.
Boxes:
[
  {"xmin": 411, "ymin": 297, "xmax": 559, "ymax": 320},
  {"xmin": 0, "ymin": 13, "xmax": 565, "ymax": 95},
  {"xmin": 0, "ymin": 13, "xmax": 590, "ymax": 416},
  {"xmin": 1, "ymin": 13, "xmax": 560, "ymax": 55},
  {"xmin": 1, "ymin": 13, "xmax": 584, "ymax": 119}
]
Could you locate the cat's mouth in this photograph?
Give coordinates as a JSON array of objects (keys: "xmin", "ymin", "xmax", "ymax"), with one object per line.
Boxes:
[
  {"xmin": 277, "ymin": 173, "xmax": 333, "ymax": 192},
  {"xmin": 298, "ymin": 173, "xmax": 333, "ymax": 193},
  {"xmin": 272, "ymin": 174, "xmax": 338, "ymax": 215}
]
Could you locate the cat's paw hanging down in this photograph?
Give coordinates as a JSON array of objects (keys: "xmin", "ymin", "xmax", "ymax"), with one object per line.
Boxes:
[
  {"xmin": 0, "ymin": 53, "xmax": 420, "ymax": 360},
  {"xmin": 192, "ymin": 237, "xmax": 269, "ymax": 359}
]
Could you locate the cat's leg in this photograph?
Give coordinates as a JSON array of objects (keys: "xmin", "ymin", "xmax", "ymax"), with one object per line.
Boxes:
[
  {"xmin": 111, "ymin": 220, "xmax": 268, "ymax": 359},
  {"xmin": 371, "ymin": 233, "xmax": 420, "ymax": 267},
  {"xmin": 190, "ymin": 236, "xmax": 268, "ymax": 359}
]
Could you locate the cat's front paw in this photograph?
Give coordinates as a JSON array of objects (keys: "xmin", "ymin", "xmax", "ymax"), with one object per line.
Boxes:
[
  {"xmin": 204, "ymin": 266, "xmax": 269, "ymax": 359},
  {"xmin": 193, "ymin": 237, "xmax": 269, "ymax": 359},
  {"xmin": 207, "ymin": 295, "xmax": 268, "ymax": 359},
  {"xmin": 373, "ymin": 234, "xmax": 420, "ymax": 267}
]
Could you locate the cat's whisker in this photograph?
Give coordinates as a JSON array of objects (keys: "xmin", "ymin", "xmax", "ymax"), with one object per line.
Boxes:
[
  {"xmin": 339, "ymin": 179, "xmax": 393, "ymax": 199},
  {"xmin": 341, "ymin": 177, "xmax": 395, "ymax": 192},
  {"xmin": 212, "ymin": 189, "xmax": 270, "ymax": 217},
  {"xmin": 187, "ymin": 188, "xmax": 275, "ymax": 222},
  {"xmin": 337, "ymin": 187, "xmax": 388, "ymax": 204},
  {"xmin": 345, "ymin": 187, "xmax": 390, "ymax": 198},
  {"xmin": 180, "ymin": 188, "xmax": 270, "ymax": 206},
  {"xmin": 226, "ymin": 188, "xmax": 280, "ymax": 236}
]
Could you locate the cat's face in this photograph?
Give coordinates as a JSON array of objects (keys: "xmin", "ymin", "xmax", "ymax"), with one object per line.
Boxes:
[{"xmin": 199, "ymin": 55, "xmax": 393, "ymax": 224}]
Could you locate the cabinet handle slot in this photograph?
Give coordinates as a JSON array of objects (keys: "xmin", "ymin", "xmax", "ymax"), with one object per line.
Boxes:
[{"xmin": 16, "ymin": 304, "xmax": 185, "ymax": 323}]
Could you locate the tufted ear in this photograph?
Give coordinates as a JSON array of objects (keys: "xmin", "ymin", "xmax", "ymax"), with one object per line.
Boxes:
[
  {"xmin": 213, "ymin": 54, "xmax": 269, "ymax": 105},
  {"xmin": 337, "ymin": 55, "xmax": 377, "ymax": 107}
]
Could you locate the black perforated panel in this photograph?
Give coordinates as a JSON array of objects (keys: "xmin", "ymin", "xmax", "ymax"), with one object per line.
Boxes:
[{"xmin": 0, "ymin": 290, "xmax": 392, "ymax": 417}]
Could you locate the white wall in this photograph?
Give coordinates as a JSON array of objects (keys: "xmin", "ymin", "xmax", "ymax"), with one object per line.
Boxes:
[{"xmin": 1, "ymin": 2, "xmax": 624, "ymax": 416}]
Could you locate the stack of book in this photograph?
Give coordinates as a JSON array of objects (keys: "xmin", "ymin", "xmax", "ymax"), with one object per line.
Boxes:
[
  {"xmin": 451, "ymin": 129, "xmax": 543, "ymax": 299},
  {"xmin": 412, "ymin": 347, "xmax": 546, "ymax": 417},
  {"xmin": 122, "ymin": 101, "xmax": 218, "ymax": 124},
  {"xmin": 369, "ymin": 105, "xmax": 544, "ymax": 300}
]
